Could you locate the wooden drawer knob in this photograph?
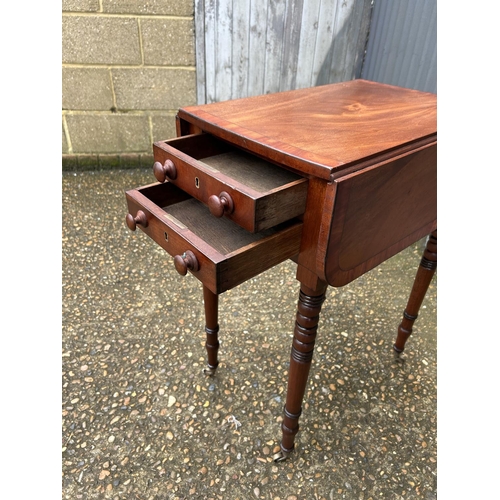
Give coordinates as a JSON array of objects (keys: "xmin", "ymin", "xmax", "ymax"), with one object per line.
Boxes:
[
  {"xmin": 208, "ymin": 191, "xmax": 234, "ymax": 217},
  {"xmin": 173, "ymin": 250, "xmax": 199, "ymax": 275},
  {"xmin": 153, "ymin": 159, "xmax": 177, "ymax": 182},
  {"xmin": 126, "ymin": 210, "xmax": 148, "ymax": 231}
]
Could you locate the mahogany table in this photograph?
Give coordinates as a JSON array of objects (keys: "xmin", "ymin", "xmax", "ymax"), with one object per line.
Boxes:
[{"xmin": 125, "ymin": 79, "xmax": 437, "ymax": 461}]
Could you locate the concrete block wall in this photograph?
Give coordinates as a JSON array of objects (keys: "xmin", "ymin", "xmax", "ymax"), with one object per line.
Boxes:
[{"xmin": 62, "ymin": 0, "xmax": 196, "ymax": 170}]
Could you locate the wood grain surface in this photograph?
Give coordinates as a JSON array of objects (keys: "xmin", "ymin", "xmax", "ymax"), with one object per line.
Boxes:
[{"xmin": 179, "ymin": 80, "xmax": 437, "ymax": 180}]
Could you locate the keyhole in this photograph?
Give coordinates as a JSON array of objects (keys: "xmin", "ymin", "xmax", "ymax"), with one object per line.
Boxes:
[{"xmin": 195, "ymin": 177, "xmax": 200, "ymax": 188}]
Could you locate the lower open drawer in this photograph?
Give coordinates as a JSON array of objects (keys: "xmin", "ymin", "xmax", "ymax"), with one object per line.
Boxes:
[{"xmin": 125, "ymin": 182, "xmax": 303, "ymax": 294}]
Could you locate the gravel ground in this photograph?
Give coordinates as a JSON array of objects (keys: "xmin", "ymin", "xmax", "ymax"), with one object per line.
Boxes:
[{"xmin": 62, "ymin": 168, "xmax": 437, "ymax": 499}]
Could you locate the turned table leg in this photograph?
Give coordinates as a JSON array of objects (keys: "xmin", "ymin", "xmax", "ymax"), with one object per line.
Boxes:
[
  {"xmin": 394, "ymin": 230, "xmax": 437, "ymax": 354},
  {"xmin": 203, "ymin": 285, "xmax": 220, "ymax": 376},
  {"xmin": 275, "ymin": 281, "xmax": 328, "ymax": 462}
]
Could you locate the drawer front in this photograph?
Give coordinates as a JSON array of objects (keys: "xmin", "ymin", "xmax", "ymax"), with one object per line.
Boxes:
[
  {"xmin": 125, "ymin": 182, "xmax": 303, "ymax": 294},
  {"xmin": 152, "ymin": 133, "xmax": 308, "ymax": 233}
]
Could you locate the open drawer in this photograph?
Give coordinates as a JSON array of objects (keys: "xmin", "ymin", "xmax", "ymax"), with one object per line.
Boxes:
[
  {"xmin": 152, "ymin": 133, "xmax": 308, "ymax": 233},
  {"xmin": 125, "ymin": 181, "xmax": 303, "ymax": 294}
]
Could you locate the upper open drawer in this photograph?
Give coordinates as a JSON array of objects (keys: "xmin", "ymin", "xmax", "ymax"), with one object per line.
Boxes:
[{"xmin": 152, "ymin": 133, "xmax": 308, "ymax": 233}]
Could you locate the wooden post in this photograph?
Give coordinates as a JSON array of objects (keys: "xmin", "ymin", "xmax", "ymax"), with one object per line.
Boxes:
[
  {"xmin": 394, "ymin": 230, "xmax": 437, "ymax": 353},
  {"xmin": 276, "ymin": 280, "xmax": 328, "ymax": 461},
  {"xmin": 203, "ymin": 285, "xmax": 220, "ymax": 375}
]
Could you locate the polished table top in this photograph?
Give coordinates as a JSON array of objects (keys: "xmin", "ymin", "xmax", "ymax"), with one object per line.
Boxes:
[{"xmin": 178, "ymin": 79, "xmax": 437, "ymax": 180}]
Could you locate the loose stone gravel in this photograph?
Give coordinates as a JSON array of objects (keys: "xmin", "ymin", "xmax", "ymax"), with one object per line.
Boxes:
[{"xmin": 62, "ymin": 169, "xmax": 437, "ymax": 499}]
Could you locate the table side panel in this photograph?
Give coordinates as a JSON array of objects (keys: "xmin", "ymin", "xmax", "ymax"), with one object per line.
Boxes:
[
  {"xmin": 295, "ymin": 177, "xmax": 334, "ymax": 290},
  {"xmin": 322, "ymin": 143, "xmax": 437, "ymax": 287}
]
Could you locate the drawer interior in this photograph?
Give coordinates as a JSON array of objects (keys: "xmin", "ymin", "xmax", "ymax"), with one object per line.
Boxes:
[
  {"xmin": 199, "ymin": 151, "xmax": 301, "ymax": 193},
  {"xmin": 164, "ymin": 197, "xmax": 289, "ymax": 255},
  {"xmin": 136, "ymin": 182, "xmax": 301, "ymax": 256}
]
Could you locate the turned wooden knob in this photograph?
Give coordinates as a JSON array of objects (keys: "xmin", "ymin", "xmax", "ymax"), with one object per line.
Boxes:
[
  {"xmin": 173, "ymin": 250, "xmax": 199, "ymax": 275},
  {"xmin": 153, "ymin": 159, "xmax": 177, "ymax": 182},
  {"xmin": 126, "ymin": 210, "xmax": 148, "ymax": 231},
  {"xmin": 208, "ymin": 191, "xmax": 234, "ymax": 217}
]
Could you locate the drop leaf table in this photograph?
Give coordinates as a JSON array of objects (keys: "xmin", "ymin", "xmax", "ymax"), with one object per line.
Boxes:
[{"xmin": 125, "ymin": 79, "xmax": 437, "ymax": 461}]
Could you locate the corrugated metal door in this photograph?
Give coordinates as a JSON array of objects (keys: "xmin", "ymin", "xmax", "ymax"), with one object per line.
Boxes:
[
  {"xmin": 195, "ymin": 0, "xmax": 373, "ymax": 104},
  {"xmin": 361, "ymin": 0, "xmax": 437, "ymax": 93}
]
